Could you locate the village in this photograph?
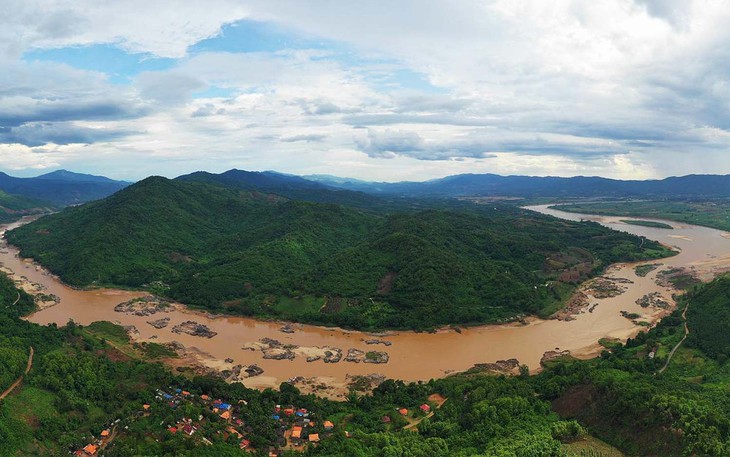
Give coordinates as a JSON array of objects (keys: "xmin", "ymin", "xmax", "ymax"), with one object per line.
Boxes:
[{"xmin": 72, "ymin": 384, "xmax": 441, "ymax": 456}]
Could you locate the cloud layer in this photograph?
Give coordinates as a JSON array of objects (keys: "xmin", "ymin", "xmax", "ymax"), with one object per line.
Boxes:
[{"xmin": 1, "ymin": 1, "xmax": 729, "ymax": 180}]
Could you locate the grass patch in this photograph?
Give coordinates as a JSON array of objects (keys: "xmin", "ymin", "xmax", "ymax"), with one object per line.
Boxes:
[
  {"xmin": 598, "ymin": 338, "xmax": 622, "ymax": 350},
  {"xmin": 537, "ymin": 282, "xmax": 577, "ymax": 318},
  {"xmin": 3, "ymin": 386, "xmax": 58, "ymax": 426},
  {"xmin": 620, "ymin": 219, "xmax": 673, "ymax": 229},
  {"xmin": 563, "ymin": 435, "xmax": 625, "ymax": 457},
  {"xmin": 137, "ymin": 342, "xmax": 177, "ymax": 359},
  {"xmin": 85, "ymin": 321, "xmax": 130, "ymax": 345},
  {"xmin": 634, "ymin": 263, "xmax": 661, "ymax": 277},
  {"xmin": 272, "ymin": 295, "xmax": 323, "ymax": 316}
]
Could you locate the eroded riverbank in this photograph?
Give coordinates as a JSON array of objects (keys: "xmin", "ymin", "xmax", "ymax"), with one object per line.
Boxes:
[{"xmin": 3, "ymin": 207, "xmax": 729, "ymax": 399}]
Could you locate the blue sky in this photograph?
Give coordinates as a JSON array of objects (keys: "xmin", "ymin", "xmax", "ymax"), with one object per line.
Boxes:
[{"xmin": 2, "ymin": 1, "xmax": 730, "ymax": 181}]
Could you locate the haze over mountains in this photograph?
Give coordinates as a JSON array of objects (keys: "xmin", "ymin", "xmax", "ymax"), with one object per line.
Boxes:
[
  {"xmin": 8, "ymin": 168, "xmax": 730, "ymax": 210},
  {"xmin": 0, "ymin": 169, "xmax": 130, "ymax": 206}
]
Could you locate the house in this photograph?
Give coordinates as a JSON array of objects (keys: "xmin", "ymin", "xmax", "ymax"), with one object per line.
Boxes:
[
  {"xmin": 182, "ymin": 390, "xmax": 191, "ymax": 396},
  {"xmin": 323, "ymin": 421, "xmax": 334, "ymax": 431},
  {"xmin": 220, "ymin": 410, "xmax": 232, "ymax": 420},
  {"xmin": 201, "ymin": 394, "xmax": 210, "ymax": 401},
  {"xmin": 398, "ymin": 408, "xmax": 408, "ymax": 416},
  {"xmin": 284, "ymin": 408, "xmax": 295, "ymax": 416},
  {"xmin": 382, "ymin": 416, "xmax": 391, "ymax": 423},
  {"xmin": 227, "ymin": 427, "xmax": 243, "ymax": 439},
  {"xmin": 291, "ymin": 429, "xmax": 302, "ymax": 440},
  {"xmin": 420, "ymin": 404, "xmax": 431, "ymax": 413},
  {"xmin": 240, "ymin": 439, "xmax": 251, "ymax": 449},
  {"xmin": 345, "ymin": 431, "xmax": 352, "ymax": 438},
  {"xmin": 83, "ymin": 444, "xmax": 98, "ymax": 455},
  {"xmin": 309, "ymin": 433, "xmax": 320, "ymax": 443},
  {"xmin": 168, "ymin": 427, "xmax": 178, "ymax": 433},
  {"xmin": 143, "ymin": 404, "xmax": 151, "ymax": 411},
  {"xmin": 220, "ymin": 403, "xmax": 232, "ymax": 410},
  {"xmin": 183, "ymin": 424, "xmax": 195, "ymax": 436},
  {"xmin": 100, "ymin": 429, "xmax": 110, "ymax": 438}
]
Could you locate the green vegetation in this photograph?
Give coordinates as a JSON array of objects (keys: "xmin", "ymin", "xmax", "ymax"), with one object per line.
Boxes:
[
  {"xmin": 553, "ymin": 200, "xmax": 730, "ymax": 232},
  {"xmin": 634, "ymin": 263, "xmax": 661, "ymax": 277},
  {"xmin": 6, "ymin": 177, "xmax": 673, "ymax": 330},
  {"xmin": 657, "ymin": 268, "xmax": 702, "ymax": 291},
  {"xmin": 0, "ymin": 190, "xmax": 49, "ymax": 223},
  {"xmin": 620, "ymin": 219, "xmax": 673, "ymax": 229},
  {"xmin": 3, "ymin": 264, "xmax": 730, "ymax": 454},
  {"xmin": 685, "ymin": 274, "xmax": 730, "ymax": 362}
]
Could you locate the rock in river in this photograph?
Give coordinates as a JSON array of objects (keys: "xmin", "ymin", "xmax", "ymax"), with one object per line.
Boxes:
[
  {"xmin": 171, "ymin": 321, "xmax": 217, "ymax": 338},
  {"xmin": 147, "ymin": 317, "xmax": 170, "ymax": 329}
]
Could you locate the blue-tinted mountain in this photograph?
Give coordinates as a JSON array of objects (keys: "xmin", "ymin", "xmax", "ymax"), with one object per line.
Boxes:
[
  {"xmin": 36, "ymin": 169, "xmax": 129, "ymax": 184},
  {"xmin": 176, "ymin": 169, "xmax": 392, "ymax": 210},
  {"xmin": 307, "ymin": 173, "xmax": 730, "ymax": 199},
  {"xmin": 0, "ymin": 170, "xmax": 130, "ymax": 206}
]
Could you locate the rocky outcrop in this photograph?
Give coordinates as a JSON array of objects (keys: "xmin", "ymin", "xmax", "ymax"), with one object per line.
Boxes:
[
  {"xmin": 147, "ymin": 317, "xmax": 170, "ymax": 329},
  {"xmin": 244, "ymin": 364, "xmax": 264, "ymax": 377},
  {"xmin": 323, "ymin": 348, "xmax": 342, "ymax": 363},
  {"xmin": 541, "ymin": 350, "xmax": 571, "ymax": 366},
  {"xmin": 471, "ymin": 358, "xmax": 522, "ymax": 376},
  {"xmin": 171, "ymin": 321, "xmax": 217, "ymax": 338},
  {"xmin": 115, "ymin": 296, "xmax": 171, "ymax": 316},
  {"xmin": 345, "ymin": 348, "xmax": 366, "ymax": 363},
  {"xmin": 363, "ymin": 339, "xmax": 392, "ymax": 346},
  {"xmin": 364, "ymin": 351, "xmax": 389, "ymax": 364}
]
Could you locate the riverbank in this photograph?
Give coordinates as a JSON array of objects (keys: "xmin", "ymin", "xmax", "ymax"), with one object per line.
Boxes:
[{"xmin": 3, "ymin": 206, "xmax": 728, "ymax": 398}]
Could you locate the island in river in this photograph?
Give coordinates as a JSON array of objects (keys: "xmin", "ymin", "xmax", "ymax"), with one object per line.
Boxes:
[{"xmin": 2, "ymin": 205, "xmax": 729, "ymax": 399}]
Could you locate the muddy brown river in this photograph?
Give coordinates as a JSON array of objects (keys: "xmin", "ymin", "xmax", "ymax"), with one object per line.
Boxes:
[{"xmin": 4, "ymin": 205, "xmax": 730, "ymax": 396}]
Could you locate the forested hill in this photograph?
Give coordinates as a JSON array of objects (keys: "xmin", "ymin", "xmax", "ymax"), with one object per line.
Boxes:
[
  {"xmin": 0, "ymin": 169, "xmax": 129, "ymax": 206},
  {"xmin": 6, "ymin": 177, "xmax": 672, "ymax": 330},
  {"xmin": 308, "ymin": 173, "xmax": 730, "ymax": 199},
  {"xmin": 176, "ymin": 169, "xmax": 395, "ymax": 211},
  {"xmin": 685, "ymin": 274, "xmax": 730, "ymax": 361},
  {"xmin": 0, "ymin": 190, "xmax": 51, "ymax": 223}
]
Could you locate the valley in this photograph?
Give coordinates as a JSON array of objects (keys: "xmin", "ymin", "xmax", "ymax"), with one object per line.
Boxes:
[{"xmin": 2, "ymin": 205, "xmax": 726, "ymax": 400}]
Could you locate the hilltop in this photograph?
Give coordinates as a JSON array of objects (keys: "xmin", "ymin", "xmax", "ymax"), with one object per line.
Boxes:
[
  {"xmin": 6, "ymin": 176, "xmax": 671, "ymax": 330},
  {"xmin": 0, "ymin": 169, "xmax": 129, "ymax": 206},
  {"xmin": 307, "ymin": 173, "xmax": 730, "ymax": 199}
]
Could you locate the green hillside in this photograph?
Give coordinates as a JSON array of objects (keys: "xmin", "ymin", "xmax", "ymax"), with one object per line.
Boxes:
[
  {"xmin": 2, "ymin": 260, "xmax": 730, "ymax": 455},
  {"xmin": 0, "ymin": 190, "xmax": 50, "ymax": 223},
  {"xmin": 6, "ymin": 177, "xmax": 672, "ymax": 330},
  {"xmin": 685, "ymin": 274, "xmax": 730, "ymax": 361}
]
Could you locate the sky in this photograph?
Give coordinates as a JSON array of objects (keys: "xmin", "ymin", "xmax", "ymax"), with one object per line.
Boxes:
[{"xmin": 1, "ymin": 0, "xmax": 730, "ymax": 181}]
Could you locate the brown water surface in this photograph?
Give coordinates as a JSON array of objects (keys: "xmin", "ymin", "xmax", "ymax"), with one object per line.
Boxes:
[{"xmin": 3, "ymin": 205, "xmax": 729, "ymax": 390}]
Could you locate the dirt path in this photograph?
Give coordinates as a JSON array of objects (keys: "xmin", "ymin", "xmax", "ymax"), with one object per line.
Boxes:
[
  {"xmin": 0, "ymin": 346, "xmax": 34, "ymax": 400},
  {"xmin": 403, "ymin": 395, "xmax": 448, "ymax": 431},
  {"xmin": 658, "ymin": 303, "xmax": 690, "ymax": 374}
]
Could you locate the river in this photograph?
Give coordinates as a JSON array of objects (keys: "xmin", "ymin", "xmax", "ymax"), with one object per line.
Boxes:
[{"xmin": 3, "ymin": 205, "xmax": 730, "ymax": 398}]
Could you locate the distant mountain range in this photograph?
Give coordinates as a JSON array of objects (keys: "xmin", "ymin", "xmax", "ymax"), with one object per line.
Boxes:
[
  {"xmin": 6, "ymin": 167, "xmax": 730, "ymax": 214},
  {"xmin": 176, "ymin": 169, "xmax": 390, "ymax": 210},
  {"xmin": 305, "ymin": 173, "xmax": 730, "ymax": 199},
  {"xmin": 0, "ymin": 169, "xmax": 130, "ymax": 206}
]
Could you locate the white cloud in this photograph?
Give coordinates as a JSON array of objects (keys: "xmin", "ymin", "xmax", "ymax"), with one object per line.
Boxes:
[
  {"xmin": 2, "ymin": 1, "xmax": 730, "ymax": 180},
  {"xmin": 0, "ymin": 0, "xmax": 251, "ymax": 58}
]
